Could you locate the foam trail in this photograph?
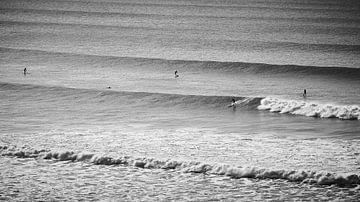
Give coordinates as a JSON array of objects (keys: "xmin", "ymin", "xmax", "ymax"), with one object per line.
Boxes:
[
  {"xmin": 258, "ymin": 97, "xmax": 360, "ymax": 120},
  {"xmin": 1, "ymin": 146, "xmax": 359, "ymax": 187}
]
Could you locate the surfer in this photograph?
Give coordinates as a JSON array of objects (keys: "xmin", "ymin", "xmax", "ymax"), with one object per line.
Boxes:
[
  {"xmin": 23, "ymin": 68, "xmax": 27, "ymax": 75},
  {"xmin": 303, "ymin": 89, "xmax": 307, "ymax": 97},
  {"xmin": 175, "ymin": 70, "xmax": 179, "ymax": 78},
  {"xmin": 228, "ymin": 98, "xmax": 236, "ymax": 108}
]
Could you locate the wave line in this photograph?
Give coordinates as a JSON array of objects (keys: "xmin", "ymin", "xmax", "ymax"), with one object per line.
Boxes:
[{"xmin": 1, "ymin": 145, "xmax": 359, "ymax": 187}]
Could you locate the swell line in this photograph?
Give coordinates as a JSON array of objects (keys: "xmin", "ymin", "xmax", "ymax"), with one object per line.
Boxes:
[
  {"xmin": 2, "ymin": 0, "xmax": 359, "ymax": 12},
  {"xmin": 2, "ymin": 47, "xmax": 360, "ymax": 78},
  {"xmin": 1, "ymin": 7, "xmax": 360, "ymax": 24},
  {"xmin": 0, "ymin": 81, "xmax": 262, "ymax": 110},
  {"xmin": 0, "ymin": 20, "xmax": 206, "ymax": 32}
]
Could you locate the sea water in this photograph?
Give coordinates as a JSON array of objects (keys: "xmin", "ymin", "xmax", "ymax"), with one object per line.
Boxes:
[{"xmin": 1, "ymin": 0, "xmax": 360, "ymax": 201}]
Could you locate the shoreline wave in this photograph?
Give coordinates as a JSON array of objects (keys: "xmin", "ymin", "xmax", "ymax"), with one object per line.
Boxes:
[{"xmin": 1, "ymin": 145, "xmax": 359, "ymax": 187}]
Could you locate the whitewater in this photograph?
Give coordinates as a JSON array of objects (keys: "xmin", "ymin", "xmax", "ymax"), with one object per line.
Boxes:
[{"xmin": 1, "ymin": 0, "xmax": 360, "ymax": 201}]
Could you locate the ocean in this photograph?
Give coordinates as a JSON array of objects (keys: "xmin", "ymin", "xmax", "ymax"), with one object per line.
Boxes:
[{"xmin": 1, "ymin": 0, "xmax": 360, "ymax": 201}]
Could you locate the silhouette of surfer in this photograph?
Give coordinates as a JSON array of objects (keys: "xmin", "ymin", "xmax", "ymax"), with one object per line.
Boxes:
[
  {"xmin": 303, "ymin": 89, "xmax": 307, "ymax": 98},
  {"xmin": 174, "ymin": 70, "xmax": 179, "ymax": 78},
  {"xmin": 228, "ymin": 98, "xmax": 236, "ymax": 108},
  {"xmin": 23, "ymin": 68, "xmax": 27, "ymax": 75}
]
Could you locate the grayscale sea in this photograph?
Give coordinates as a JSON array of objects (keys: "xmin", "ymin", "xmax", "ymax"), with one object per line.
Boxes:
[{"xmin": 1, "ymin": 0, "xmax": 360, "ymax": 201}]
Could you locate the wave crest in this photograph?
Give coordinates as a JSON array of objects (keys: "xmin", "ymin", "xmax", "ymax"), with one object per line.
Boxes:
[
  {"xmin": 258, "ymin": 97, "xmax": 360, "ymax": 120},
  {"xmin": 1, "ymin": 146, "xmax": 359, "ymax": 187}
]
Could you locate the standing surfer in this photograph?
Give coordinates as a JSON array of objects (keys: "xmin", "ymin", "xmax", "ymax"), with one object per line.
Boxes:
[
  {"xmin": 228, "ymin": 98, "xmax": 236, "ymax": 108},
  {"xmin": 175, "ymin": 70, "xmax": 179, "ymax": 78}
]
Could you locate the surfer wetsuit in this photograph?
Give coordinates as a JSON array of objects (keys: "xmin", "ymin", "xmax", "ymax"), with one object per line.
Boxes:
[
  {"xmin": 175, "ymin": 70, "xmax": 179, "ymax": 78},
  {"xmin": 303, "ymin": 89, "xmax": 307, "ymax": 97},
  {"xmin": 23, "ymin": 68, "xmax": 27, "ymax": 75}
]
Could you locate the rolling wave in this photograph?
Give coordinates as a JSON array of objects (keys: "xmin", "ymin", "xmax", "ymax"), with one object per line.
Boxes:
[
  {"xmin": 0, "ymin": 82, "xmax": 261, "ymax": 109},
  {"xmin": 1, "ymin": 145, "xmax": 359, "ymax": 187},
  {"xmin": 2, "ymin": 47, "xmax": 360, "ymax": 79},
  {"xmin": 258, "ymin": 97, "xmax": 360, "ymax": 120},
  {"xmin": 2, "ymin": 82, "xmax": 359, "ymax": 120}
]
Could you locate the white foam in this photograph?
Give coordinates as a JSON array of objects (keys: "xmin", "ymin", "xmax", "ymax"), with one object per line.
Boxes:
[
  {"xmin": 1, "ymin": 146, "xmax": 359, "ymax": 187},
  {"xmin": 258, "ymin": 97, "xmax": 360, "ymax": 120}
]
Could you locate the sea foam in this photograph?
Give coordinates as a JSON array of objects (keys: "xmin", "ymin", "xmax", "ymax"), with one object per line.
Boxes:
[
  {"xmin": 1, "ymin": 146, "xmax": 359, "ymax": 187},
  {"xmin": 258, "ymin": 97, "xmax": 360, "ymax": 120}
]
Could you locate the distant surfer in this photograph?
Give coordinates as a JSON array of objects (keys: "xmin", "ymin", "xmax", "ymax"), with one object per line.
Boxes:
[
  {"xmin": 107, "ymin": 86, "xmax": 111, "ymax": 89},
  {"xmin": 175, "ymin": 70, "xmax": 179, "ymax": 78},
  {"xmin": 303, "ymin": 89, "xmax": 307, "ymax": 97},
  {"xmin": 228, "ymin": 98, "xmax": 236, "ymax": 108},
  {"xmin": 23, "ymin": 68, "xmax": 27, "ymax": 75}
]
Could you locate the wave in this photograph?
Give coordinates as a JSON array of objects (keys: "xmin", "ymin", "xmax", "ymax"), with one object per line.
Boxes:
[
  {"xmin": 2, "ymin": 82, "xmax": 359, "ymax": 120},
  {"xmin": 0, "ymin": 82, "xmax": 262, "ymax": 110},
  {"xmin": 258, "ymin": 97, "xmax": 360, "ymax": 120},
  {"xmin": 2, "ymin": 0, "xmax": 358, "ymax": 13},
  {"xmin": 1, "ymin": 145, "xmax": 359, "ymax": 187},
  {"xmin": 2, "ymin": 47, "xmax": 360, "ymax": 79},
  {"xmin": 0, "ymin": 20, "xmax": 171, "ymax": 32},
  {"xmin": 2, "ymin": 7, "xmax": 359, "ymax": 24}
]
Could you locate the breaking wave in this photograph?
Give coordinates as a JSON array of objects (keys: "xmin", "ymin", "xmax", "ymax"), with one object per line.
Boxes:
[
  {"xmin": 2, "ymin": 82, "xmax": 359, "ymax": 120},
  {"xmin": 258, "ymin": 97, "xmax": 360, "ymax": 120},
  {"xmin": 1, "ymin": 145, "xmax": 359, "ymax": 187}
]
